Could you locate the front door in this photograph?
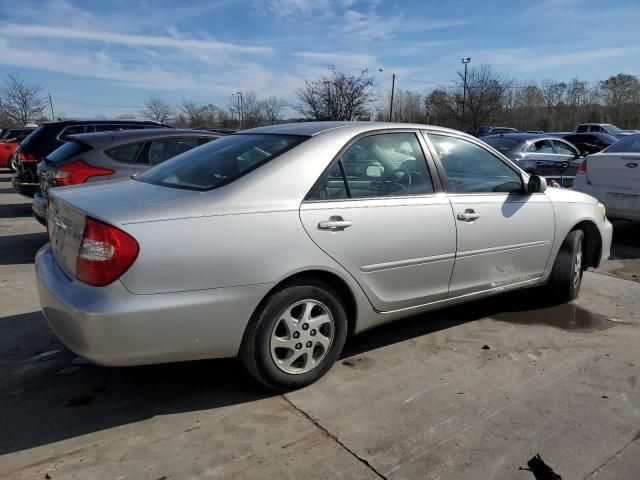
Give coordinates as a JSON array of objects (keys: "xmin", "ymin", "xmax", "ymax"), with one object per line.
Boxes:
[
  {"xmin": 300, "ymin": 131, "xmax": 456, "ymax": 312},
  {"xmin": 423, "ymin": 132, "xmax": 555, "ymax": 298}
]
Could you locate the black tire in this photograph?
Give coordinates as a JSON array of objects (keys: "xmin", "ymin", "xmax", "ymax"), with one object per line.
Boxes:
[
  {"xmin": 8, "ymin": 154, "xmax": 18, "ymax": 172},
  {"xmin": 240, "ymin": 280, "xmax": 348, "ymax": 391},
  {"xmin": 547, "ymin": 229, "xmax": 585, "ymax": 302}
]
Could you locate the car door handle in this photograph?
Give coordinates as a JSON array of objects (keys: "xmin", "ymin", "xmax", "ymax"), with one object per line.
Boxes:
[
  {"xmin": 318, "ymin": 217, "xmax": 352, "ymax": 230},
  {"xmin": 457, "ymin": 210, "xmax": 480, "ymax": 222}
]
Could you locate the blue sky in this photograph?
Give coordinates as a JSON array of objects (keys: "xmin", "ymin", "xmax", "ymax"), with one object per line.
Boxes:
[{"xmin": 0, "ymin": 0, "xmax": 638, "ymax": 118}]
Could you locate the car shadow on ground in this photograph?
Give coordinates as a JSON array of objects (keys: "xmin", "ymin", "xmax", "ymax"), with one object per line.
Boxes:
[
  {"xmin": 0, "ymin": 286, "xmax": 604, "ymax": 456},
  {"xmin": 0, "ymin": 232, "xmax": 48, "ymax": 265},
  {"xmin": 0, "ymin": 202, "xmax": 34, "ymax": 219}
]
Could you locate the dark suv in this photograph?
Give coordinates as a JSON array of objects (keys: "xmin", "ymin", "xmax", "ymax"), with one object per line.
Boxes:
[{"xmin": 12, "ymin": 119, "xmax": 173, "ymax": 196}]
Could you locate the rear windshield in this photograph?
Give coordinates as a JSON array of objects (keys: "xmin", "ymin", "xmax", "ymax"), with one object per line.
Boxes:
[
  {"xmin": 135, "ymin": 134, "xmax": 307, "ymax": 191},
  {"xmin": 19, "ymin": 125, "xmax": 43, "ymax": 146},
  {"xmin": 602, "ymin": 134, "xmax": 640, "ymax": 153},
  {"xmin": 483, "ymin": 137, "xmax": 520, "ymax": 151},
  {"xmin": 46, "ymin": 140, "xmax": 91, "ymax": 164}
]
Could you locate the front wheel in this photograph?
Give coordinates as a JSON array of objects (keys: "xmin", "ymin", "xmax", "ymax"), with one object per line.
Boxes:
[
  {"xmin": 240, "ymin": 280, "xmax": 348, "ymax": 391},
  {"xmin": 547, "ymin": 229, "xmax": 585, "ymax": 302}
]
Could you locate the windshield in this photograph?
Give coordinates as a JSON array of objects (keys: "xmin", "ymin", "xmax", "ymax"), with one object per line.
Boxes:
[
  {"xmin": 601, "ymin": 124, "xmax": 622, "ymax": 135},
  {"xmin": 136, "ymin": 133, "xmax": 307, "ymax": 191},
  {"xmin": 601, "ymin": 133, "xmax": 640, "ymax": 153},
  {"xmin": 483, "ymin": 137, "xmax": 520, "ymax": 151}
]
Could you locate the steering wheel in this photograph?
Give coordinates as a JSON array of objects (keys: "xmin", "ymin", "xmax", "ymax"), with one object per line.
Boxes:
[{"xmin": 379, "ymin": 168, "xmax": 412, "ymax": 195}]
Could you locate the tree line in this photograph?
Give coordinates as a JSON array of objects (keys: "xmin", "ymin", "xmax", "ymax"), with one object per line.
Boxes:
[{"xmin": 2, "ymin": 66, "xmax": 640, "ymax": 134}]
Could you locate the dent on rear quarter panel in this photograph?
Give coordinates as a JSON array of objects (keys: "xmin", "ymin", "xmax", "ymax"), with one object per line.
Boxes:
[{"xmin": 119, "ymin": 210, "xmax": 351, "ymax": 295}]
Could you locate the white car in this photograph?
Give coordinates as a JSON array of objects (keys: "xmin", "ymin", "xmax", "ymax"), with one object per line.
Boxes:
[{"xmin": 574, "ymin": 134, "xmax": 640, "ymax": 222}]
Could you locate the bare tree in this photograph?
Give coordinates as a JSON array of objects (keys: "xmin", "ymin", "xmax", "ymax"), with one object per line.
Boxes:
[
  {"xmin": 296, "ymin": 65, "xmax": 374, "ymax": 120},
  {"xmin": 238, "ymin": 91, "xmax": 264, "ymax": 128},
  {"xmin": 0, "ymin": 73, "xmax": 48, "ymax": 125},
  {"xmin": 117, "ymin": 113, "xmax": 138, "ymax": 120},
  {"xmin": 599, "ymin": 74, "xmax": 640, "ymax": 125},
  {"xmin": 261, "ymin": 96, "xmax": 285, "ymax": 124},
  {"xmin": 141, "ymin": 96, "xmax": 174, "ymax": 123},
  {"xmin": 179, "ymin": 100, "xmax": 207, "ymax": 127}
]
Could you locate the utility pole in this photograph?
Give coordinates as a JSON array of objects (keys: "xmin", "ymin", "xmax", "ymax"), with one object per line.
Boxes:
[
  {"xmin": 48, "ymin": 92, "xmax": 55, "ymax": 120},
  {"xmin": 378, "ymin": 69, "xmax": 396, "ymax": 122},
  {"xmin": 234, "ymin": 92, "xmax": 243, "ymax": 129},
  {"xmin": 460, "ymin": 57, "xmax": 471, "ymax": 132}
]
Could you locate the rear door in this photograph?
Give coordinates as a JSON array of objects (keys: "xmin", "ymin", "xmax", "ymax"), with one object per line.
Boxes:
[
  {"xmin": 423, "ymin": 131, "xmax": 554, "ymax": 297},
  {"xmin": 300, "ymin": 131, "xmax": 456, "ymax": 312},
  {"xmin": 551, "ymin": 139, "xmax": 581, "ymax": 187}
]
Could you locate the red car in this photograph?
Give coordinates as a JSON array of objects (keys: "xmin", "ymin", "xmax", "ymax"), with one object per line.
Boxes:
[{"xmin": 0, "ymin": 128, "xmax": 35, "ymax": 170}]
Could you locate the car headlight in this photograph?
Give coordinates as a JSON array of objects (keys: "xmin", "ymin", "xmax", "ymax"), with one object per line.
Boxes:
[{"xmin": 597, "ymin": 202, "xmax": 606, "ymax": 219}]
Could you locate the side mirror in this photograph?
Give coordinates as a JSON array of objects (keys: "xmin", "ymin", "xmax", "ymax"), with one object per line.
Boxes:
[
  {"xmin": 365, "ymin": 165, "xmax": 383, "ymax": 178},
  {"xmin": 527, "ymin": 175, "xmax": 547, "ymax": 193}
]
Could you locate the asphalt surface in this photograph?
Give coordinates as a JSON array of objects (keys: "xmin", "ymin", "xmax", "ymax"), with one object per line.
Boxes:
[{"xmin": 0, "ymin": 170, "xmax": 639, "ymax": 480}]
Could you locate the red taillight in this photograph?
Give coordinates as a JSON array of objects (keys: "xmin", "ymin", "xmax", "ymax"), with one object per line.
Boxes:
[
  {"xmin": 578, "ymin": 158, "xmax": 587, "ymax": 173},
  {"xmin": 18, "ymin": 152, "xmax": 38, "ymax": 163},
  {"xmin": 76, "ymin": 217, "xmax": 139, "ymax": 286},
  {"xmin": 55, "ymin": 160, "xmax": 114, "ymax": 186}
]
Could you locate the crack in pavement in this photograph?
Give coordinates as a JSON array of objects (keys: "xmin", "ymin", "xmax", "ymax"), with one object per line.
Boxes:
[
  {"xmin": 582, "ymin": 430, "xmax": 640, "ymax": 479},
  {"xmin": 282, "ymin": 395, "xmax": 388, "ymax": 480}
]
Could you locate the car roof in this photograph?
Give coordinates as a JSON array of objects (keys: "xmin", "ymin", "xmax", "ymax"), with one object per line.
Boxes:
[
  {"xmin": 41, "ymin": 119, "xmax": 172, "ymax": 127},
  {"xmin": 240, "ymin": 121, "xmax": 461, "ymax": 137},
  {"xmin": 482, "ymin": 132, "xmax": 556, "ymax": 141},
  {"xmin": 67, "ymin": 128, "xmax": 220, "ymax": 149}
]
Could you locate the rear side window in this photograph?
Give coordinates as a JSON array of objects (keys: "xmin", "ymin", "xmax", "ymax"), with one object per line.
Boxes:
[
  {"xmin": 483, "ymin": 137, "xmax": 519, "ymax": 151},
  {"xmin": 106, "ymin": 142, "xmax": 143, "ymax": 163},
  {"xmin": 136, "ymin": 134, "xmax": 307, "ymax": 191},
  {"xmin": 46, "ymin": 141, "xmax": 90, "ymax": 164},
  {"xmin": 146, "ymin": 137, "xmax": 200, "ymax": 166},
  {"xmin": 576, "ymin": 125, "xmax": 588, "ymax": 133}
]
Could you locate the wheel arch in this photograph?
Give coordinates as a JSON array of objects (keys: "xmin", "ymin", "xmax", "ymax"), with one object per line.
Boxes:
[
  {"xmin": 569, "ymin": 219, "xmax": 603, "ymax": 269},
  {"xmin": 252, "ymin": 269, "xmax": 359, "ymax": 336}
]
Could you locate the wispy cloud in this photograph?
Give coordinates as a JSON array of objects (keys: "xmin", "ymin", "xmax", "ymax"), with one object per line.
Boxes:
[
  {"xmin": 0, "ymin": 24, "xmax": 273, "ymax": 56},
  {"xmin": 292, "ymin": 51, "xmax": 376, "ymax": 67}
]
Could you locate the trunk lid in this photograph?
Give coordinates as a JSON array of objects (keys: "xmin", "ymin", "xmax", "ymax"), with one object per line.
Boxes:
[
  {"xmin": 587, "ymin": 153, "xmax": 640, "ymax": 190},
  {"xmin": 47, "ymin": 194, "xmax": 87, "ymax": 277}
]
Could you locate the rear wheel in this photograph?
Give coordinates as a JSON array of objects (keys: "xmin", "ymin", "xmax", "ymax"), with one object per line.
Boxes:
[
  {"xmin": 240, "ymin": 280, "xmax": 348, "ymax": 391},
  {"xmin": 8, "ymin": 155, "xmax": 18, "ymax": 172},
  {"xmin": 547, "ymin": 229, "xmax": 585, "ymax": 302}
]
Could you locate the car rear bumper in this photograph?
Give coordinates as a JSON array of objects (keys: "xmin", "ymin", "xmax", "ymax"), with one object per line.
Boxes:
[
  {"xmin": 11, "ymin": 175, "xmax": 39, "ymax": 197},
  {"xmin": 32, "ymin": 191, "xmax": 48, "ymax": 225},
  {"xmin": 573, "ymin": 175, "xmax": 640, "ymax": 222},
  {"xmin": 35, "ymin": 245, "xmax": 271, "ymax": 366}
]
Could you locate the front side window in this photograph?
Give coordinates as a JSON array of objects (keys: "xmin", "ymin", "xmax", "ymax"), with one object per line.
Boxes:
[
  {"xmin": 146, "ymin": 138, "xmax": 200, "ymax": 166},
  {"xmin": 425, "ymin": 133, "xmax": 523, "ymax": 194},
  {"xmin": 308, "ymin": 132, "xmax": 434, "ymax": 200},
  {"xmin": 136, "ymin": 134, "xmax": 306, "ymax": 191},
  {"xmin": 552, "ymin": 140, "xmax": 577, "ymax": 156},
  {"xmin": 533, "ymin": 140, "xmax": 554, "ymax": 153}
]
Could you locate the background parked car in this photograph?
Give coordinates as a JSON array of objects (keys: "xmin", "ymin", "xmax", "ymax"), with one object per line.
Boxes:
[
  {"xmin": 562, "ymin": 132, "xmax": 618, "ymax": 156},
  {"xmin": 482, "ymin": 133, "xmax": 582, "ymax": 187},
  {"xmin": 574, "ymin": 123, "xmax": 631, "ymax": 139},
  {"xmin": 12, "ymin": 119, "xmax": 173, "ymax": 197},
  {"xmin": 573, "ymin": 133, "xmax": 640, "ymax": 222},
  {"xmin": 32, "ymin": 128, "xmax": 221, "ymax": 225},
  {"xmin": 475, "ymin": 126, "xmax": 519, "ymax": 137},
  {"xmin": 0, "ymin": 127, "xmax": 35, "ymax": 171}
]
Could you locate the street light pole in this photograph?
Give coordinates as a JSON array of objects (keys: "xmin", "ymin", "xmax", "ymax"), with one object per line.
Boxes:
[
  {"xmin": 48, "ymin": 92, "xmax": 55, "ymax": 120},
  {"xmin": 461, "ymin": 57, "xmax": 470, "ymax": 132}
]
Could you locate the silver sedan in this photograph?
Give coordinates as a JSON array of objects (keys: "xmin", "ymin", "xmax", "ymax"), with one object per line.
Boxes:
[{"xmin": 36, "ymin": 122, "xmax": 612, "ymax": 390}]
